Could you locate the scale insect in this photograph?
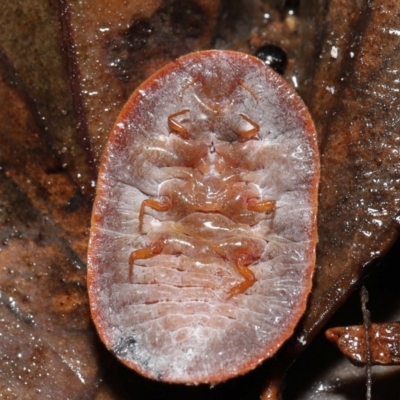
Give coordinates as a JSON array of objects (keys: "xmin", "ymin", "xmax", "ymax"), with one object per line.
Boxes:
[{"xmin": 87, "ymin": 50, "xmax": 320, "ymax": 384}]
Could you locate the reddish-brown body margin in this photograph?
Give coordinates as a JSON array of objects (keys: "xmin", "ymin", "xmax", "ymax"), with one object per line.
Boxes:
[{"xmin": 88, "ymin": 50, "xmax": 320, "ymax": 384}]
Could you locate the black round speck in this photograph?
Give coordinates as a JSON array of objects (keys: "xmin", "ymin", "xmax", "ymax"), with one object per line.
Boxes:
[{"xmin": 255, "ymin": 45, "xmax": 288, "ymax": 75}]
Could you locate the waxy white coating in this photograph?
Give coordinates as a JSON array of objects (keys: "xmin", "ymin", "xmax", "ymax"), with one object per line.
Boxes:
[{"xmin": 88, "ymin": 50, "xmax": 319, "ymax": 384}]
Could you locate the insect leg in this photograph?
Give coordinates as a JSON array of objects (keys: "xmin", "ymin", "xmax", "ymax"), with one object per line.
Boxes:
[
  {"xmin": 168, "ymin": 110, "xmax": 190, "ymax": 139},
  {"xmin": 237, "ymin": 114, "xmax": 260, "ymax": 142},
  {"xmin": 139, "ymin": 197, "xmax": 171, "ymax": 232},
  {"xmin": 227, "ymin": 254, "xmax": 257, "ymax": 299},
  {"xmin": 247, "ymin": 198, "xmax": 276, "ymax": 213},
  {"xmin": 128, "ymin": 242, "xmax": 162, "ymax": 280}
]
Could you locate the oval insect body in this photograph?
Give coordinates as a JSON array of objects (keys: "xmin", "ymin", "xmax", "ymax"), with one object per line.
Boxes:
[{"xmin": 88, "ymin": 50, "xmax": 319, "ymax": 384}]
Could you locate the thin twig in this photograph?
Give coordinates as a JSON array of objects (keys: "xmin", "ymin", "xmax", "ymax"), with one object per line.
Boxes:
[{"xmin": 361, "ymin": 286, "xmax": 372, "ymax": 400}]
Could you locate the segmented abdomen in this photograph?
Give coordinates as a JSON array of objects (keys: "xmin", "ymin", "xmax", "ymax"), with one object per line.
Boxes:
[{"xmin": 88, "ymin": 50, "xmax": 319, "ymax": 384}]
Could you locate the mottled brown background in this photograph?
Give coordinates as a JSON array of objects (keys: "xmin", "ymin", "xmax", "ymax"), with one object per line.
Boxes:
[{"xmin": 1, "ymin": 0, "xmax": 400, "ymax": 398}]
